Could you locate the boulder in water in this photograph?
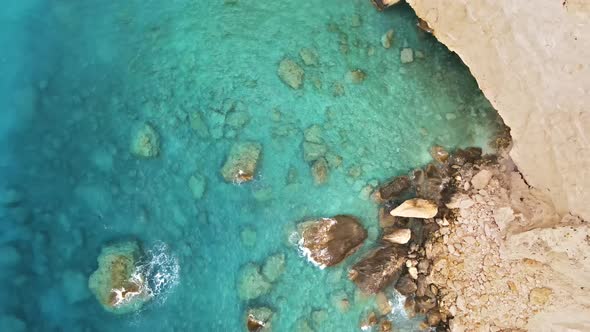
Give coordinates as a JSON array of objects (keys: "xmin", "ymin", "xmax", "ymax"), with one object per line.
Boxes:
[
  {"xmin": 311, "ymin": 158, "xmax": 329, "ymax": 185},
  {"xmin": 349, "ymin": 245, "xmax": 407, "ymax": 293},
  {"xmin": 297, "ymin": 215, "xmax": 367, "ymax": 268},
  {"xmin": 262, "ymin": 253, "xmax": 285, "ymax": 283},
  {"xmin": 237, "ymin": 263, "xmax": 272, "ymax": 300},
  {"xmin": 88, "ymin": 241, "xmax": 151, "ymax": 314},
  {"xmin": 278, "ymin": 58, "xmax": 304, "ymax": 89},
  {"xmin": 130, "ymin": 123, "xmax": 160, "ymax": 158},
  {"xmin": 221, "ymin": 142, "xmax": 262, "ymax": 184},
  {"xmin": 299, "ymin": 48, "xmax": 319, "ymax": 66},
  {"xmin": 390, "ymin": 198, "xmax": 438, "ymax": 219},
  {"xmin": 303, "ymin": 141, "xmax": 327, "ymax": 162}
]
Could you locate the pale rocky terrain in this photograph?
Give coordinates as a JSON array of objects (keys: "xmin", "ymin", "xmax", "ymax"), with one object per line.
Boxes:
[
  {"xmin": 406, "ymin": 0, "xmax": 590, "ymax": 221},
  {"xmin": 397, "ymin": 1, "xmax": 590, "ymax": 330},
  {"xmin": 426, "ymin": 159, "xmax": 590, "ymax": 331}
]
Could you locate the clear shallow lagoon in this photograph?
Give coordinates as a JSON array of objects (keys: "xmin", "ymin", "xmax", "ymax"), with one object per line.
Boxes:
[{"xmin": 0, "ymin": 0, "xmax": 503, "ymax": 331}]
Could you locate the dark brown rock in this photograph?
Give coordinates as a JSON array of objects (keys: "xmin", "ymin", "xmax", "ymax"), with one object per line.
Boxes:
[
  {"xmin": 415, "ymin": 164, "xmax": 444, "ymax": 202},
  {"xmin": 416, "ymin": 276, "xmax": 427, "ymax": 297},
  {"xmin": 417, "ymin": 259, "xmax": 430, "ymax": 275},
  {"xmin": 298, "ymin": 215, "xmax": 367, "ymax": 267},
  {"xmin": 404, "ymin": 296, "xmax": 417, "ymax": 318},
  {"xmin": 426, "ymin": 309, "xmax": 442, "ymax": 326},
  {"xmin": 379, "ymin": 175, "xmax": 411, "ymax": 201},
  {"xmin": 349, "ymin": 245, "xmax": 406, "ymax": 294},
  {"xmin": 430, "ymin": 146, "xmax": 449, "ymax": 164},
  {"xmin": 415, "ymin": 296, "xmax": 437, "ymax": 313},
  {"xmin": 450, "ymin": 147, "xmax": 483, "ymax": 166},
  {"xmin": 395, "ymin": 275, "xmax": 417, "ymax": 296}
]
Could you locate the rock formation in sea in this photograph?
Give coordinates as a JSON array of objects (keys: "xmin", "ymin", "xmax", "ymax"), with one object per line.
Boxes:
[
  {"xmin": 297, "ymin": 215, "xmax": 367, "ymax": 268},
  {"xmin": 88, "ymin": 241, "xmax": 151, "ymax": 314}
]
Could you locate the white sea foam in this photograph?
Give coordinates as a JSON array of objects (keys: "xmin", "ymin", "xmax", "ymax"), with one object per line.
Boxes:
[{"xmin": 136, "ymin": 241, "xmax": 180, "ymax": 304}]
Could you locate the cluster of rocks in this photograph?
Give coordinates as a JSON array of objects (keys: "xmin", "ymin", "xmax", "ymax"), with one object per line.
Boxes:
[
  {"xmin": 292, "ymin": 145, "xmax": 493, "ymax": 330},
  {"xmin": 237, "ymin": 253, "xmax": 286, "ymax": 331},
  {"xmin": 419, "ymin": 153, "xmax": 590, "ymax": 331},
  {"xmin": 301, "ymin": 124, "xmax": 343, "ymax": 186}
]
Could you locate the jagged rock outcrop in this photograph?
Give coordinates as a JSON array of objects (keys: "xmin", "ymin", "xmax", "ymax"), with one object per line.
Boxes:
[{"xmin": 406, "ymin": 0, "xmax": 590, "ymax": 221}]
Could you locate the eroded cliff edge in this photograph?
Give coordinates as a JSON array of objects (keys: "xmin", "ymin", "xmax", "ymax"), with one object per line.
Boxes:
[{"xmin": 406, "ymin": 0, "xmax": 590, "ymax": 221}]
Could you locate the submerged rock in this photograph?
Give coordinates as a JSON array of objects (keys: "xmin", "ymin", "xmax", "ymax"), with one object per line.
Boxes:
[
  {"xmin": 381, "ymin": 29, "xmax": 395, "ymax": 49},
  {"xmin": 262, "ymin": 253, "xmax": 285, "ymax": 283},
  {"xmin": 88, "ymin": 241, "xmax": 151, "ymax": 314},
  {"xmin": 221, "ymin": 142, "xmax": 262, "ymax": 184},
  {"xmin": 190, "ymin": 112, "xmax": 210, "ymax": 138},
  {"xmin": 378, "ymin": 175, "xmax": 411, "ymax": 200},
  {"xmin": 247, "ymin": 307, "xmax": 273, "ymax": 332},
  {"xmin": 303, "ymin": 141, "xmax": 327, "ymax": 162},
  {"xmin": 278, "ymin": 58, "xmax": 304, "ymax": 89},
  {"xmin": 400, "ymin": 48, "xmax": 414, "ymax": 64},
  {"xmin": 390, "ymin": 198, "xmax": 438, "ymax": 218},
  {"xmin": 188, "ymin": 173, "xmax": 207, "ymax": 200},
  {"xmin": 226, "ymin": 111, "xmax": 251, "ymax": 129},
  {"xmin": 304, "ymin": 124, "xmax": 324, "ymax": 144},
  {"xmin": 297, "ymin": 215, "xmax": 367, "ymax": 268},
  {"xmin": 311, "ymin": 158, "xmax": 329, "ymax": 185},
  {"xmin": 299, "ymin": 48, "xmax": 319, "ymax": 66},
  {"xmin": 346, "ymin": 69, "xmax": 367, "ymax": 84},
  {"xmin": 349, "ymin": 245, "xmax": 406, "ymax": 294},
  {"xmin": 130, "ymin": 123, "xmax": 160, "ymax": 158},
  {"xmin": 237, "ymin": 263, "xmax": 272, "ymax": 300}
]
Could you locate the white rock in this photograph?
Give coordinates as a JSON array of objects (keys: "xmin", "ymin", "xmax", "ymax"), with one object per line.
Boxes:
[
  {"xmin": 408, "ymin": 267, "xmax": 418, "ymax": 279},
  {"xmin": 383, "ymin": 228, "xmax": 412, "ymax": 244},
  {"xmin": 471, "ymin": 169, "xmax": 493, "ymax": 190},
  {"xmin": 390, "ymin": 198, "xmax": 438, "ymax": 218}
]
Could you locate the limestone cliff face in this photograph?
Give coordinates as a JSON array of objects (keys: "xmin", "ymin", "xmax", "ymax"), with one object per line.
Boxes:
[{"xmin": 407, "ymin": 0, "xmax": 590, "ymax": 220}]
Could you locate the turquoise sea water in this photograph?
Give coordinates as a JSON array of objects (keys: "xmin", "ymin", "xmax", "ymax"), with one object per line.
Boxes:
[{"xmin": 0, "ymin": 0, "xmax": 503, "ymax": 331}]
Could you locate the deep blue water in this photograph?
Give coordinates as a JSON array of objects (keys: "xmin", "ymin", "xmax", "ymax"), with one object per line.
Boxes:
[{"xmin": 0, "ymin": 0, "xmax": 502, "ymax": 331}]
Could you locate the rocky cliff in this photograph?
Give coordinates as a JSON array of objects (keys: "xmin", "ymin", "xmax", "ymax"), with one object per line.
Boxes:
[{"xmin": 406, "ymin": 0, "xmax": 590, "ymax": 221}]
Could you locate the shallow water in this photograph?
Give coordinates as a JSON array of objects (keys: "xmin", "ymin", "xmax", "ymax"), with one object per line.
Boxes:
[{"xmin": 0, "ymin": 0, "xmax": 503, "ymax": 331}]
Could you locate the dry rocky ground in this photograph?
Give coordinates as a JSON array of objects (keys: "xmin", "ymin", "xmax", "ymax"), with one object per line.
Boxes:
[{"xmin": 425, "ymin": 157, "xmax": 590, "ymax": 331}]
